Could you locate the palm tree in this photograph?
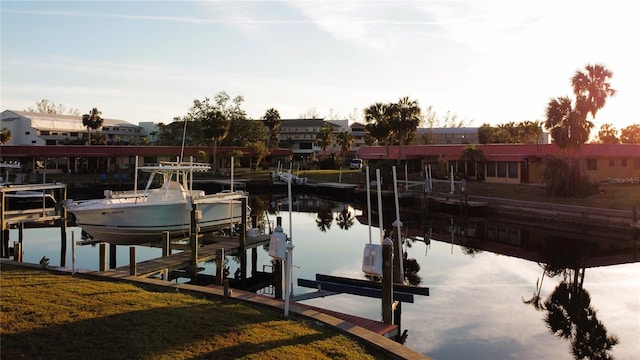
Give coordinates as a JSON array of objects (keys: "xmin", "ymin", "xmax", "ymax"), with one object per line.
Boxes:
[
  {"xmin": 364, "ymin": 102, "xmax": 392, "ymax": 159},
  {"xmin": 0, "ymin": 127, "xmax": 12, "ymax": 144},
  {"xmin": 336, "ymin": 130, "xmax": 354, "ymax": 164},
  {"xmin": 571, "ymin": 64, "xmax": 616, "ymax": 120},
  {"xmin": 263, "ymin": 108, "xmax": 281, "ymax": 150},
  {"xmin": 315, "ymin": 123, "xmax": 334, "ymax": 155},
  {"xmin": 395, "ymin": 96, "xmax": 421, "ymax": 145},
  {"xmin": 82, "ymin": 107, "xmax": 103, "ymax": 145},
  {"xmin": 544, "ymin": 96, "xmax": 591, "ymax": 149}
]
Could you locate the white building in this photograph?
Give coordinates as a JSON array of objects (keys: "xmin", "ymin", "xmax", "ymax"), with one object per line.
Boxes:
[{"xmin": 1, "ymin": 110, "xmax": 146, "ymax": 145}]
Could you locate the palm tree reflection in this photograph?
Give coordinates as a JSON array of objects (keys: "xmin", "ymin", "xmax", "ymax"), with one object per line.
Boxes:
[
  {"xmin": 336, "ymin": 206, "xmax": 355, "ymax": 230},
  {"xmin": 524, "ymin": 258, "xmax": 619, "ymax": 359},
  {"xmin": 315, "ymin": 204, "xmax": 334, "ymax": 232}
]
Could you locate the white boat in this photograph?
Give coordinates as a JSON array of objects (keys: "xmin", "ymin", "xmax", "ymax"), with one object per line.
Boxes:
[{"xmin": 64, "ymin": 161, "xmax": 249, "ymax": 245}]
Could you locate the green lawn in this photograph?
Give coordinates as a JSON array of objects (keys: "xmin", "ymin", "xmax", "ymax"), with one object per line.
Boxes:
[{"xmin": 0, "ymin": 264, "xmax": 386, "ymax": 360}]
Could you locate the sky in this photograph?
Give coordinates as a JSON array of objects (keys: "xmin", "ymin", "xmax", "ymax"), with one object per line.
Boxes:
[{"xmin": 1, "ymin": 0, "xmax": 638, "ymax": 133}]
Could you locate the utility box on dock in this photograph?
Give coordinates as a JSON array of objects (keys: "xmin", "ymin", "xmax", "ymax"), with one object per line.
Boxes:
[
  {"xmin": 268, "ymin": 227, "xmax": 287, "ymax": 260},
  {"xmin": 362, "ymin": 243, "xmax": 383, "ymax": 276}
]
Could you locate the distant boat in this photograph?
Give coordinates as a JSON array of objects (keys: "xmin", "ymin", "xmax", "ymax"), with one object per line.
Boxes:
[{"xmin": 64, "ymin": 161, "xmax": 249, "ymax": 245}]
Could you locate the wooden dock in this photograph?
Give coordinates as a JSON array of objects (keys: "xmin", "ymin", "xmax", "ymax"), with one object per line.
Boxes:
[{"xmin": 115, "ymin": 234, "xmax": 270, "ymax": 277}]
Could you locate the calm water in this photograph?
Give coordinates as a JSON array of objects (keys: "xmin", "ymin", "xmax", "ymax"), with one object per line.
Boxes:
[{"xmin": 11, "ymin": 194, "xmax": 640, "ymax": 360}]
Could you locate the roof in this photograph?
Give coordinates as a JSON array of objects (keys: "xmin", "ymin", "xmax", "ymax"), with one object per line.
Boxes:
[
  {"xmin": 357, "ymin": 143, "xmax": 640, "ymax": 161},
  {"xmin": 0, "ymin": 145, "xmax": 293, "ymax": 158},
  {"xmin": 1, "ymin": 110, "xmax": 138, "ymax": 131}
]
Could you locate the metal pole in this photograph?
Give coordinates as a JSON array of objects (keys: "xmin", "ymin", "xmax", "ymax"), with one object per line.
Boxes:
[{"xmin": 382, "ymin": 237, "xmax": 393, "ymax": 324}]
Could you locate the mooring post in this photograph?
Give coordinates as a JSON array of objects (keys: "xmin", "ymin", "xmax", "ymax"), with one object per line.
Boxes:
[
  {"xmin": 251, "ymin": 248, "xmax": 258, "ymax": 277},
  {"xmin": 129, "ymin": 246, "xmax": 137, "ymax": 276},
  {"xmin": 162, "ymin": 231, "xmax": 170, "ymax": 257},
  {"xmin": 382, "ymin": 236, "xmax": 393, "ymax": 324},
  {"xmin": 215, "ymin": 248, "xmax": 224, "ymax": 285},
  {"xmin": 99, "ymin": 243, "xmax": 108, "ymax": 271},
  {"xmin": 1, "ymin": 227, "xmax": 8, "ymax": 259},
  {"xmin": 109, "ymin": 244, "xmax": 117, "ymax": 269},
  {"xmin": 240, "ymin": 197, "xmax": 247, "ymax": 284},
  {"xmin": 60, "ymin": 206, "xmax": 67, "ymax": 267},
  {"xmin": 190, "ymin": 202, "xmax": 199, "ymax": 280},
  {"xmin": 1, "ymin": 191, "xmax": 6, "ymax": 258},
  {"xmin": 13, "ymin": 241, "xmax": 22, "ymax": 262}
]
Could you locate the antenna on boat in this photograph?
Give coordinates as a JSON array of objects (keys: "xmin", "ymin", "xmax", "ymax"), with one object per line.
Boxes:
[
  {"xmin": 134, "ymin": 156, "xmax": 139, "ymax": 199},
  {"xmin": 366, "ymin": 166, "xmax": 372, "ymax": 245},
  {"xmin": 392, "ymin": 166, "xmax": 404, "ymax": 280},
  {"xmin": 179, "ymin": 117, "xmax": 188, "ymax": 162},
  {"xmin": 284, "ymin": 168, "xmax": 295, "ymax": 316}
]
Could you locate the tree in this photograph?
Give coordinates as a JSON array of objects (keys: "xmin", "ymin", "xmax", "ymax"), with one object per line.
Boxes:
[
  {"xmin": 299, "ymin": 108, "xmax": 320, "ymax": 119},
  {"xmin": 336, "ymin": 130, "xmax": 354, "ymax": 163},
  {"xmin": 27, "ymin": 99, "xmax": 80, "ymax": 115},
  {"xmin": 571, "ymin": 64, "xmax": 617, "ymax": 120},
  {"xmin": 545, "ymin": 64, "xmax": 616, "ymax": 149},
  {"xmin": 363, "ymin": 102, "xmax": 392, "ymax": 147},
  {"xmin": 315, "ymin": 123, "xmax": 334, "ymax": 154},
  {"xmin": 182, "ymin": 92, "xmax": 246, "ymax": 170},
  {"xmin": 0, "ymin": 127, "xmax": 12, "ymax": 144},
  {"xmin": 394, "ymin": 96, "xmax": 421, "ymax": 145},
  {"xmin": 544, "ymin": 96, "xmax": 590, "ymax": 149},
  {"xmin": 247, "ymin": 141, "xmax": 269, "ymax": 171},
  {"xmin": 619, "ymin": 123, "xmax": 640, "ymax": 144},
  {"xmin": 597, "ymin": 123, "xmax": 619, "ymax": 143},
  {"xmin": 82, "ymin": 107, "xmax": 103, "ymax": 146},
  {"xmin": 263, "ymin": 108, "xmax": 281, "ymax": 149},
  {"xmin": 222, "ymin": 118, "xmax": 266, "ymax": 146}
]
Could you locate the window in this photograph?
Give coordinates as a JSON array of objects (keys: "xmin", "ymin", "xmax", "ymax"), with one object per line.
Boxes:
[
  {"xmin": 508, "ymin": 162, "xmax": 519, "ymax": 178},
  {"xmin": 487, "ymin": 162, "xmax": 496, "ymax": 177},
  {"xmin": 622, "ymin": 159, "xmax": 627, "ymax": 167},
  {"xmin": 25, "ymin": 131, "xmax": 30, "ymax": 135},
  {"xmin": 41, "ymin": 130, "xmax": 50, "ymax": 135},
  {"xmin": 497, "ymin": 162, "xmax": 507, "ymax": 177},
  {"xmin": 70, "ymin": 132, "xmax": 78, "ymax": 137},
  {"xmin": 609, "ymin": 159, "xmax": 615, "ymax": 167},
  {"xmin": 586, "ymin": 159, "xmax": 597, "ymax": 170}
]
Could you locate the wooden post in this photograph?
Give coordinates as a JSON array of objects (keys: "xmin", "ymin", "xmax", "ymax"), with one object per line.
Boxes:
[
  {"xmin": 99, "ymin": 243, "xmax": 108, "ymax": 271},
  {"xmin": 240, "ymin": 197, "xmax": 247, "ymax": 285},
  {"xmin": 109, "ymin": 244, "xmax": 117, "ymax": 269},
  {"xmin": 13, "ymin": 241, "xmax": 22, "ymax": 262},
  {"xmin": 60, "ymin": 205, "xmax": 67, "ymax": 267},
  {"xmin": 190, "ymin": 202, "xmax": 199, "ymax": 281},
  {"xmin": 18, "ymin": 223, "xmax": 24, "ymax": 247},
  {"xmin": 162, "ymin": 231, "xmax": 170, "ymax": 257},
  {"xmin": 251, "ymin": 248, "xmax": 258, "ymax": 276},
  {"xmin": 129, "ymin": 246, "xmax": 137, "ymax": 276},
  {"xmin": 382, "ymin": 237, "xmax": 393, "ymax": 324},
  {"xmin": 215, "ymin": 248, "xmax": 224, "ymax": 285},
  {"xmin": 223, "ymin": 279, "xmax": 231, "ymax": 298},
  {"xmin": 1, "ymin": 191, "xmax": 6, "ymax": 258}
]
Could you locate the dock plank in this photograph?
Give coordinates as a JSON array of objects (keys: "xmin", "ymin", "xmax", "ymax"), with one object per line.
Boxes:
[{"xmin": 115, "ymin": 235, "xmax": 270, "ymax": 277}]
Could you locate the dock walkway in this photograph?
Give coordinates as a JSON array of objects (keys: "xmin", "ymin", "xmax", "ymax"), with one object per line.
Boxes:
[{"xmin": 115, "ymin": 235, "xmax": 270, "ymax": 277}]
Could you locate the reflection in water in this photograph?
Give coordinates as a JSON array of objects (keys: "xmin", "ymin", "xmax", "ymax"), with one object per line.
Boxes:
[
  {"xmin": 353, "ymin": 197, "xmax": 636, "ymax": 360},
  {"xmin": 315, "ymin": 203, "xmax": 334, "ymax": 232}
]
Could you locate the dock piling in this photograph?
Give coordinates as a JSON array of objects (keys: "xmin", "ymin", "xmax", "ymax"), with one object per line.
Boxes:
[
  {"xmin": 129, "ymin": 246, "xmax": 137, "ymax": 276},
  {"xmin": 99, "ymin": 243, "xmax": 107, "ymax": 271}
]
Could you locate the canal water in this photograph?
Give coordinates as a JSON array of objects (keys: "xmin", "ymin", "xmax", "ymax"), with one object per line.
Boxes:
[{"xmin": 9, "ymin": 194, "xmax": 640, "ymax": 360}]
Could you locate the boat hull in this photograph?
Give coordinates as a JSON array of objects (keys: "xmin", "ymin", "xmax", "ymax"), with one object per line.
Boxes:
[{"xmin": 68, "ymin": 199, "xmax": 245, "ymax": 245}]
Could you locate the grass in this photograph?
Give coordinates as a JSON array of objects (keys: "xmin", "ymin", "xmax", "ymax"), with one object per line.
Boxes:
[{"xmin": 0, "ymin": 264, "xmax": 386, "ymax": 360}]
